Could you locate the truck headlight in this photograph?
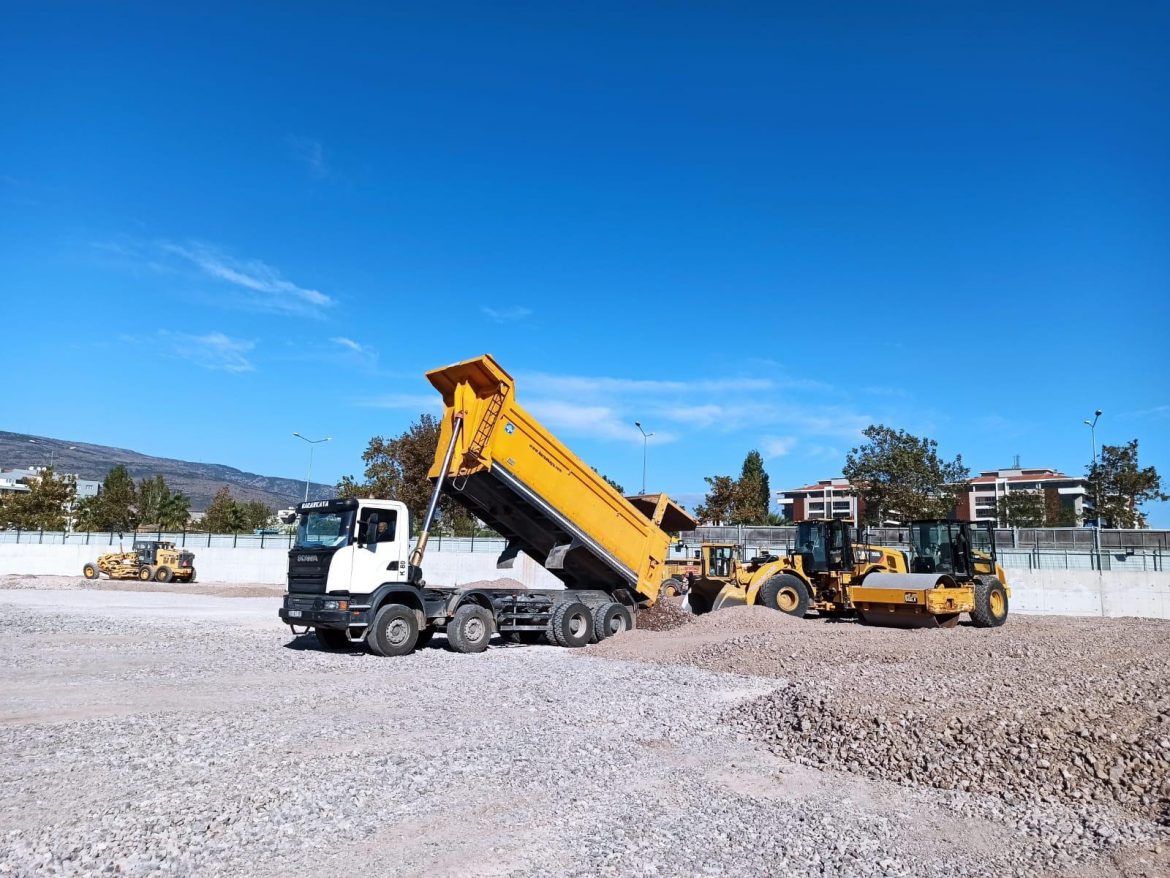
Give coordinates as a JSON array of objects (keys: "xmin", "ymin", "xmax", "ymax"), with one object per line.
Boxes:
[{"xmin": 322, "ymin": 600, "xmax": 348, "ymax": 611}]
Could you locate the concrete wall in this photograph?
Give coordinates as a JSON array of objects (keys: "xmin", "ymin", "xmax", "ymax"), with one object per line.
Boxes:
[
  {"xmin": 3, "ymin": 544, "xmax": 1168, "ymax": 619},
  {"xmin": 0, "ymin": 543, "xmax": 564, "ymax": 589}
]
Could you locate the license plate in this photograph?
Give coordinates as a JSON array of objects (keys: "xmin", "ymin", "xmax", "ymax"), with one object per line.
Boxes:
[{"xmin": 287, "ymin": 609, "xmax": 303, "ymax": 618}]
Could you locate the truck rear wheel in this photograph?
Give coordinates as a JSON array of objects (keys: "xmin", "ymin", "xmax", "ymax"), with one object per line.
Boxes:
[
  {"xmin": 138, "ymin": 566, "xmax": 155, "ymax": 582},
  {"xmin": 82, "ymin": 563, "xmax": 100, "ymax": 580},
  {"xmin": 591, "ymin": 602, "xmax": 632, "ymax": 642},
  {"xmin": 759, "ymin": 574, "xmax": 810, "ymax": 617},
  {"xmin": 548, "ymin": 601, "xmax": 593, "ymax": 648},
  {"xmin": 447, "ymin": 604, "xmax": 493, "ymax": 654},
  {"xmin": 156, "ymin": 566, "xmax": 173, "ymax": 583},
  {"xmin": 971, "ymin": 576, "xmax": 1009, "ymax": 628},
  {"xmin": 368, "ymin": 603, "xmax": 419, "ymax": 657}
]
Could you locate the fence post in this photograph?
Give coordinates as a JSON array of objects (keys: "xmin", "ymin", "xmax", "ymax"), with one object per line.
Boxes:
[
  {"xmin": 39, "ymin": 528, "xmax": 44, "ymax": 545},
  {"xmin": 260, "ymin": 531, "xmax": 265, "ymax": 549},
  {"xmin": 233, "ymin": 531, "xmax": 238, "ymax": 548},
  {"xmin": 471, "ymin": 533, "xmax": 475, "ymax": 552},
  {"xmin": 207, "ymin": 531, "xmax": 212, "ymax": 548}
]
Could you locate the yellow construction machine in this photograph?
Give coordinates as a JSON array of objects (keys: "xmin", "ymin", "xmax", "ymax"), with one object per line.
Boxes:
[
  {"xmin": 674, "ymin": 519, "xmax": 906, "ymax": 616},
  {"xmin": 82, "ymin": 540, "xmax": 197, "ymax": 583},
  {"xmin": 850, "ymin": 519, "xmax": 1010, "ymax": 628}
]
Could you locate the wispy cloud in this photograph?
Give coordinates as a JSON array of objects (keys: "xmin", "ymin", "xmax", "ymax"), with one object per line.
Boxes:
[
  {"xmin": 527, "ymin": 399, "xmax": 677, "ymax": 445},
  {"xmin": 761, "ymin": 436, "xmax": 797, "ymax": 458},
  {"xmin": 330, "ymin": 336, "xmax": 378, "ymax": 369},
  {"xmin": 288, "ymin": 135, "xmax": 328, "ymax": 178},
  {"xmin": 482, "ymin": 306, "xmax": 533, "ymax": 324},
  {"xmin": 162, "ymin": 331, "xmax": 255, "ymax": 373},
  {"xmin": 159, "ymin": 241, "xmax": 334, "ymax": 316},
  {"xmin": 1120, "ymin": 404, "xmax": 1170, "ymax": 420}
]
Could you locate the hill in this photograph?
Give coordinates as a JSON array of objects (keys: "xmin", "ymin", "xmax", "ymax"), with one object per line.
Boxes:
[{"xmin": 0, "ymin": 431, "xmax": 334, "ymax": 512}]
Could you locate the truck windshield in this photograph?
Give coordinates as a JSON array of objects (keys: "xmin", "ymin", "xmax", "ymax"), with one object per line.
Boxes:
[{"xmin": 296, "ymin": 510, "xmax": 355, "ymax": 548}]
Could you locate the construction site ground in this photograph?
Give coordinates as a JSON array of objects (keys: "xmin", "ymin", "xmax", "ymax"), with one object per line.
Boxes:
[{"xmin": 0, "ymin": 577, "xmax": 1166, "ymax": 878}]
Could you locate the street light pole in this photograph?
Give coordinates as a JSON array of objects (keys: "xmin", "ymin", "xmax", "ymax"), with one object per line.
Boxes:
[
  {"xmin": 1083, "ymin": 410, "xmax": 1102, "ymax": 527},
  {"xmin": 634, "ymin": 421, "xmax": 653, "ymax": 494},
  {"xmin": 293, "ymin": 433, "xmax": 332, "ymax": 503}
]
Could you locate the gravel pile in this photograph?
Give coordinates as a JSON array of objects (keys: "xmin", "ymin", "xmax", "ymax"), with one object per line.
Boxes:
[
  {"xmin": 12, "ymin": 598, "xmax": 1162, "ymax": 877},
  {"xmin": 591, "ymin": 606, "xmax": 1170, "ymax": 874},
  {"xmin": 635, "ymin": 596, "xmax": 695, "ymax": 631},
  {"xmin": 0, "ymin": 573, "xmax": 282, "ymax": 598}
]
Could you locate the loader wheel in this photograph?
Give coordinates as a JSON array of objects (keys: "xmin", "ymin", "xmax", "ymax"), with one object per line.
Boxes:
[
  {"xmin": 659, "ymin": 578, "xmax": 686, "ymax": 600},
  {"xmin": 447, "ymin": 604, "xmax": 494, "ymax": 654},
  {"xmin": 548, "ymin": 601, "xmax": 593, "ymax": 648},
  {"xmin": 138, "ymin": 566, "xmax": 155, "ymax": 582},
  {"xmin": 315, "ymin": 627, "xmax": 350, "ymax": 650},
  {"xmin": 759, "ymin": 574, "xmax": 810, "ymax": 617},
  {"xmin": 82, "ymin": 563, "xmax": 100, "ymax": 580},
  {"xmin": 970, "ymin": 576, "xmax": 1009, "ymax": 628},
  {"xmin": 591, "ymin": 602, "xmax": 633, "ymax": 642},
  {"xmin": 155, "ymin": 566, "xmax": 174, "ymax": 583},
  {"xmin": 367, "ymin": 603, "xmax": 419, "ymax": 657}
]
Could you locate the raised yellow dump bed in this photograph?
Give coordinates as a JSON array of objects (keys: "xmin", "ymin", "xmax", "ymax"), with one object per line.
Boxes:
[{"xmin": 426, "ymin": 354, "xmax": 695, "ymax": 604}]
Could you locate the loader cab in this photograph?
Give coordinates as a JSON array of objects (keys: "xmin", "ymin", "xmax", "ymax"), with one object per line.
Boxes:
[
  {"xmin": 907, "ymin": 520, "xmax": 996, "ymax": 579},
  {"xmin": 793, "ymin": 519, "xmax": 854, "ymax": 574},
  {"xmin": 702, "ymin": 543, "xmax": 737, "ymax": 580}
]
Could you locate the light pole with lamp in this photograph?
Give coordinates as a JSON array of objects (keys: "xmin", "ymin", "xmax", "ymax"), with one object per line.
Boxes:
[
  {"xmin": 634, "ymin": 421, "xmax": 653, "ymax": 494},
  {"xmin": 292, "ymin": 433, "xmax": 332, "ymax": 503},
  {"xmin": 1083, "ymin": 410, "xmax": 1102, "ymax": 528}
]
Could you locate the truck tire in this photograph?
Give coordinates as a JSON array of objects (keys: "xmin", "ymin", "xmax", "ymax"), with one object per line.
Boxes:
[
  {"xmin": 139, "ymin": 566, "xmax": 155, "ymax": 582},
  {"xmin": 316, "ymin": 627, "xmax": 350, "ymax": 650},
  {"xmin": 591, "ymin": 602, "xmax": 633, "ymax": 642},
  {"xmin": 971, "ymin": 576, "xmax": 1009, "ymax": 628},
  {"xmin": 548, "ymin": 601, "xmax": 593, "ymax": 648},
  {"xmin": 759, "ymin": 574, "xmax": 810, "ymax": 617},
  {"xmin": 82, "ymin": 563, "xmax": 100, "ymax": 580},
  {"xmin": 447, "ymin": 604, "xmax": 493, "ymax": 654},
  {"xmin": 156, "ymin": 566, "xmax": 174, "ymax": 583},
  {"xmin": 367, "ymin": 603, "xmax": 420, "ymax": 657}
]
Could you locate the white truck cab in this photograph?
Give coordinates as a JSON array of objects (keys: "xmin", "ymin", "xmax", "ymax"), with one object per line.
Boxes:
[{"xmin": 285, "ymin": 497, "xmax": 411, "ymax": 596}]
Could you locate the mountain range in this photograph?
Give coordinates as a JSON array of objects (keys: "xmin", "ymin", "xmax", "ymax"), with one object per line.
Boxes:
[{"xmin": 0, "ymin": 431, "xmax": 334, "ymax": 511}]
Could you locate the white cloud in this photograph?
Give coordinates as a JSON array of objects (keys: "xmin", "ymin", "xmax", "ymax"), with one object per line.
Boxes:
[
  {"xmin": 288, "ymin": 135, "xmax": 328, "ymax": 178},
  {"xmin": 761, "ymin": 436, "xmax": 797, "ymax": 458},
  {"xmin": 157, "ymin": 241, "xmax": 334, "ymax": 316},
  {"xmin": 482, "ymin": 306, "xmax": 533, "ymax": 323},
  {"xmin": 163, "ymin": 332, "xmax": 255, "ymax": 373},
  {"xmin": 330, "ymin": 336, "xmax": 378, "ymax": 369},
  {"xmin": 527, "ymin": 399, "xmax": 677, "ymax": 446}
]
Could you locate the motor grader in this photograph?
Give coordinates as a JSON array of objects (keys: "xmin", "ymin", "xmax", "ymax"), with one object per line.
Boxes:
[
  {"xmin": 668, "ymin": 519, "xmax": 905, "ymax": 617},
  {"xmin": 82, "ymin": 540, "xmax": 196, "ymax": 584}
]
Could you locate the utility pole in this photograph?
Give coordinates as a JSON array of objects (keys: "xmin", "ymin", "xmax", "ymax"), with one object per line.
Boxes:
[
  {"xmin": 634, "ymin": 421, "xmax": 653, "ymax": 494},
  {"xmin": 293, "ymin": 433, "xmax": 332, "ymax": 503},
  {"xmin": 1083, "ymin": 410, "xmax": 1102, "ymax": 529}
]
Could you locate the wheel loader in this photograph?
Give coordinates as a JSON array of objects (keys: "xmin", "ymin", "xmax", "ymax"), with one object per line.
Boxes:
[
  {"xmin": 850, "ymin": 519, "xmax": 1010, "ymax": 628},
  {"xmin": 673, "ymin": 520, "xmax": 906, "ymax": 617},
  {"xmin": 82, "ymin": 540, "xmax": 197, "ymax": 584}
]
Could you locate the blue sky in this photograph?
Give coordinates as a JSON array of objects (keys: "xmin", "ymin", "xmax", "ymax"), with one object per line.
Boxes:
[{"xmin": 3, "ymin": 3, "xmax": 1168, "ymax": 522}]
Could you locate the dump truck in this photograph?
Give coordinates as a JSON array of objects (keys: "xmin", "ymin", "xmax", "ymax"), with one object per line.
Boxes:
[
  {"xmin": 279, "ymin": 354, "xmax": 695, "ymax": 655},
  {"xmin": 852, "ymin": 519, "xmax": 1010, "ymax": 628},
  {"xmin": 82, "ymin": 540, "xmax": 197, "ymax": 583}
]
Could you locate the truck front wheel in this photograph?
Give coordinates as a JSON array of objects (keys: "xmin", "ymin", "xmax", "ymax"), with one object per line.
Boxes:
[
  {"xmin": 447, "ymin": 604, "xmax": 494, "ymax": 654},
  {"xmin": 368, "ymin": 603, "xmax": 419, "ymax": 657}
]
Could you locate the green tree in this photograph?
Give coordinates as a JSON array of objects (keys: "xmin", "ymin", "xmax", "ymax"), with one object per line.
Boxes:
[
  {"xmin": 203, "ymin": 487, "xmax": 248, "ymax": 533},
  {"xmin": 591, "ymin": 467, "xmax": 625, "ymax": 495},
  {"xmin": 98, "ymin": 465, "xmax": 139, "ymax": 531},
  {"xmin": 732, "ymin": 450, "xmax": 770, "ymax": 525},
  {"xmin": 996, "ymin": 491, "xmax": 1045, "ymax": 527},
  {"xmin": 239, "ymin": 500, "xmax": 274, "ymax": 531},
  {"xmin": 843, "ymin": 425, "xmax": 970, "ymax": 525},
  {"xmin": 136, "ymin": 475, "xmax": 170, "ymax": 527},
  {"xmin": 158, "ymin": 491, "xmax": 192, "ymax": 531},
  {"xmin": 692, "ymin": 475, "xmax": 741, "ymax": 525},
  {"xmin": 1043, "ymin": 490, "xmax": 1078, "ymax": 527},
  {"xmin": 1087, "ymin": 439, "xmax": 1167, "ymax": 528},
  {"xmin": 0, "ymin": 468, "xmax": 77, "ymax": 531},
  {"xmin": 342, "ymin": 414, "xmax": 479, "ymax": 536}
]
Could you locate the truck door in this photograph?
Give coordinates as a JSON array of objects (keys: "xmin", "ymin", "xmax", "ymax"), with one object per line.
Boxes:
[{"xmin": 351, "ymin": 506, "xmax": 407, "ymax": 593}]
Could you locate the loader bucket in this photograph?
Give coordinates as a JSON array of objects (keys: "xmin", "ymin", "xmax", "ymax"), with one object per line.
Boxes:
[{"xmin": 711, "ymin": 583, "xmax": 750, "ymax": 611}]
